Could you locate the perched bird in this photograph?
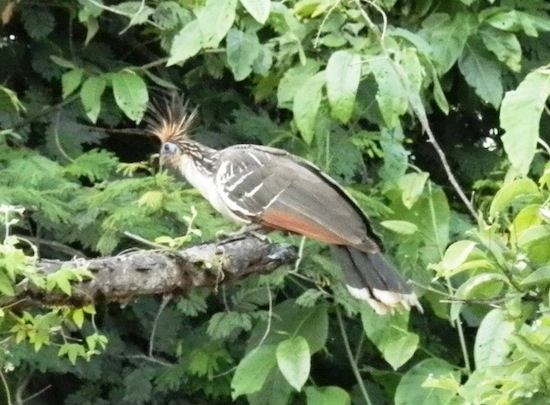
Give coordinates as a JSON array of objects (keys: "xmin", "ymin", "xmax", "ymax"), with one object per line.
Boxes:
[{"xmin": 147, "ymin": 95, "xmax": 421, "ymax": 314}]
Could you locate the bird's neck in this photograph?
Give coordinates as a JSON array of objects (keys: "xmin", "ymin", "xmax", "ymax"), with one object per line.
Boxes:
[{"xmin": 179, "ymin": 139, "xmax": 218, "ymax": 174}]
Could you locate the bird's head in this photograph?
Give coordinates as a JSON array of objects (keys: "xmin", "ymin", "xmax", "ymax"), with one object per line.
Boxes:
[{"xmin": 146, "ymin": 93, "xmax": 197, "ymax": 168}]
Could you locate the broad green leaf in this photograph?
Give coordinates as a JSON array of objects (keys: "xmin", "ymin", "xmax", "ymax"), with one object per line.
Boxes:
[
  {"xmin": 305, "ymin": 386, "xmax": 350, "ymax": 405},
  {"xmin": 278, "ymin": 60, "xmax": 321, "ymax": 109},
  {"xmin": 521, "ymin": 266, "xmax": 550, "ymax": 286},
  {"xmin": 361, "ymin": 305, "xmax": 419, "ymax": 370},
  {"xmin": 276, "ymin": 336, "xmax": 310, "ymax": 391},
  {"xmin": 458, "ymin": 39, "xmax": 503, "ymax": 108},
  {"xmin": 474, "ymin": 309, "xmax": 515, "ymax": 369},
  {"xmin": 479, "ymin": 26, "xmax": 521, "ymax": 72},
  {"xmin": 368, "ymin": 56, "xmax": 408, "ymax": 129},
  {"xmin": 395, "ymin": 358, "xmax": 460, "ymax": 405},
  {"xmin": 517, "ymin": 225, "xmax": 550, "ymax": 264},
  {"xmin": 455, "ymin": 273, "xmax": 507, "ymax": 302},
  {"xmin": 72, "ymin": 308, "xmax": 84, "ymax": 328},
  {"xmin": 419, "ymin": 12, "xmax": 478, "ymax": 74},
  {"xmin": 511, "ymin": 204, "xmax": 542, "ymax": 243},
  {"xmin": 380, "ymin": 220, "xmax": 418, "ymax": 235},
  {"xmin": 111, "ymin": 70, "xmax": 148, "ymax": 123},
  {"xmin": 226, "ymin": 28, "xmax": 261, "ymax": 81},
  {"xmin": 489, "ymin": 178, "xmax": 539, "ymax": 217},
  {"xmin": 240, "ymin": 0, "xmax": 270, "ymax": 24},
  {"xmin": 397, "ymin": 172, "xmax": 430, "ymax": 209},
  {"xmin": 0, "ymin": 271, "xmax": 15, "ymax": 296},
  {"xmin": 441, "ymin": 241, "xmax": 477, "ymax": 273},
  {"xmin": 248, "ymin": 368, "xmax": 293, "ymax": 405},
  {"xmin": 197, "ymin": 0, "xmax": 237, "ymax": 47},
  {"xmin": 232, "ymin": 345, "xmax": 277, "ymax": 398},
  {"xmin": 80, "ymin": 76, "xmax": 106, "ymax": 123},
  {"xmin": 501, "ymin": 69, "xmax": 550, "ymax": 175},
  {"xmin": 168, "ymin": 20, "xmax": 202, "ymax": 65},
  {"xmin": 293, "ymin": 72, "xmax": 325, "ymax": 144},
  {"xmin": 247, "ymin": 301, "xmax": 329, "ymax": 354},
  {"xmin": 111, "ymin": 1, "xmax": 154, "ymax": 26},
  {"xmin": 325, "ymin": 50, "xmax": 361, "ymax": 123},
  {"xmin": 61, "ymin": 68, "xmax": 83, "ymax": 99},
  {"xmin": 50, "ymin": 55, "xmax": 77, "ymax": 69}
]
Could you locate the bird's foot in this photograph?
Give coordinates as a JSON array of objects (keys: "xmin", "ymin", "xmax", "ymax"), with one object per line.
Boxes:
[{"xmin": 216, "ymin": 224, "xmax": 269, "ymax": 242}]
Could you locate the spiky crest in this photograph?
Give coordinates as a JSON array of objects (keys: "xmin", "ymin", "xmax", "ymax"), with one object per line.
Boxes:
[{"xmin": 145, "ymin": 92, "xmax": 198, "ymax": 143}]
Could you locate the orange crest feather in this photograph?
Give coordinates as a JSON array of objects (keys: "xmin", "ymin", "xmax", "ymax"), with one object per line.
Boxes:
[{"xmin": 146, "ymin": 93, "xmax": 197, "ymax": 143}]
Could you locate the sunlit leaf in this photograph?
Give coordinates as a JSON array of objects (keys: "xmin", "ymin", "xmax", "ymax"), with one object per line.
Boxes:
[
  {"xmin": 325, "ymin": 50, "xmax": 361, "ymax": 123},
  {"xmin": 501, "ymin": 69, "xmax": 550, "ymax": 175},
  {"xmin": 231, "ymin": 345, "xmax": 277, "ymax": 398},
  {"xmin": 276, "ymin": 336, "xmax": 310, "ymax": 391}
]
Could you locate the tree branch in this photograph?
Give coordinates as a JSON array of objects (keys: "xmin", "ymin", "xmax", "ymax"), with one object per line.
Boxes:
[{"xmin": 5, "ymin": 235, "xmax": 297, "ymax": 308}]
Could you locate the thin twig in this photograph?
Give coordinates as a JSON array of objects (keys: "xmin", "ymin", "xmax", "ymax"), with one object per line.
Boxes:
[
  {"xmin": 336, "ymin": 307, "xmax": 373, "ymax": 405},
  {"xmin": 123, "ymin": 231, "xmax": 165, "ymax": 249},
  {"xmin": 149, "ymin": 295, "xmax": 171, "ymax": 357},
  {"xmin": 353, "ymin": 0, "xmax": 479, "ymax": 221},
  {"xmin": 0, "ymin": 371, "xmax": 12, "ymax": 405}
]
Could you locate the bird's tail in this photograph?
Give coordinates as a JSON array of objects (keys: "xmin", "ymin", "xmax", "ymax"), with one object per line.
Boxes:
[{"xmin": 331, "ymin": 246, "xmax": 422, "ymax": 314}]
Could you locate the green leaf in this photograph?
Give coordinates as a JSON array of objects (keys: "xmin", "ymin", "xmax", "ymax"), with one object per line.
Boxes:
[
  {"xmin": 72, "ymin": 308, "xmax": 84, "ymax": 328},
  {"xmin": 232, "ymin": 345, "xmax": 277, "ymax": 398},
  {"xmin": 419, "ymin": 12, "xmax": 478, "ymax": 73},
  {"xmin": 521, "ymin": 266, "xmax": 550, "ymax": 286},
  {"xmin": 61, "ymin": 69, "xmax": 84, "ymax": 99},
  {"xmin": 479, "ymin": 26, "xmax": 522, "ymax": 72},
  {"xmin": 474, "ymin": 309, "xmax": 515, "ymax": 369},
  {"xmin": 397, "ymin": 172, "xmax": 430, "ymax": 209},
  {"xmin": 458, "ymin": 39, "xmax": 503, "ymax": 108},
  {"xmin": 380, "ymin": 220, "xmax": 418, "ymax": 235},
  {"xmin": 441, "ymin": 240, "xmax": 477, "ymax": 274},
  {"xmin": 167, "ymin": 20, "xmax": 203, "ymax": 65},
  {"xmin": 111, "ymin": 1, "xmax": 154, "ymax": 26},
  {"xmin": 21, "ymin": 8, "xmax": 55, "ymax": 39},
  {"xmin": 489, "ymin": 178, "xmax": 539, "ymax": 217},
  {"xmin": 305, "ymin": 386, "xmax": 351, "ymax": 405},
  {"xmin": 500, "ymin": 69, "xmax": 550, "ymax": 175},
  {"xmin": 0, "ymin": 271, "xmax": 15, "ymax": 296},
  {"xmin": 325, "ymin": 50, "xmax": 361, "ymax": 123},
  {"xmin": 111, "ymin": 70, "xmax": 149, "ymax": 123},
  {"xmin": 395, "ymin": 358, "xmax": 460, "ymax": 405},
  {"xmin": 276, "ymin": 336, "xmax": 310, "ymax": 391},
  {"xmin": 361, "ymin": 305, "xmax": 419, "ymax": 370},
  {"xmin": 197, "ymin": 0, "xmax": 237, "ymax": 47},
  {"xmin": 58, "ymin": 343, "xmax": 86, "ymax": 365},
  {"xmin": 240, "ymin": 0, "xmax": 270, "ymax": 24},
  {"xmin": 80, "ymin": 76, "xmax": 106, "ymax": 123},
  {"xmin": 247, "ymin": 301, "xmax": 329, "ymax": 354},
  {"xmin": 248, "ymin": 368, "xmax": 293, "ymax": 405},
  {"xmin": 226, "ymin": 28, "xmax": 261, "ymax": 81},
  {"xmin": 207, "ymin": 311, "xmax": 253, "ymax": 339},
  {"xmin": 368, "ymin": 56, "xmax": 408, "ymax": 128},
  {"xmin": 293, "ymin": 72, "xmax": 325, "ymax": 144},
  {"xmin": 278, "ymin": 60, "xmax": 321, "ymax": 109}
]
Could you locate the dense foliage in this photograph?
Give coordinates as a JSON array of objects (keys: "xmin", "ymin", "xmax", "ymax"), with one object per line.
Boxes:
[{"xmin": 1, "ymin": 0, "xmax": 550, "ymax": 404}]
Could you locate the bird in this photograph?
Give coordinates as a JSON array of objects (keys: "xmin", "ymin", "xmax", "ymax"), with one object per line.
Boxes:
[{"xmin": 146, "ymin": 94, "xmax": 422, "ymax": 315}]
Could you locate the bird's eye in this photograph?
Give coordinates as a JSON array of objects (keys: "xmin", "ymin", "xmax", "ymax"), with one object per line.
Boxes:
[{"xmin": 161, "ymin": 142, "xmax": 179, "ymax": 155}]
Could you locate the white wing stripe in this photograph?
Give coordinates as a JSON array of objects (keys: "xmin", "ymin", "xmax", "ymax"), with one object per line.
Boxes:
[
  {"xmin": 247, "ymin": 152, "xmax": 264, "ymax": 166},
  {"xmin": 224, "ymin": 170, "xmax": 255, "ymax": 192},
  {"xmin": 244, "ymin": 182, "xmax": 263, "ymax": 198}
]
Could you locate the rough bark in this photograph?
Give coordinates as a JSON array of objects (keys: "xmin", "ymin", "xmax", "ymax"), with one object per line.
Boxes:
[{"xmin": 6, "ymin": 235, "xmax": 297, "ymax": 307}]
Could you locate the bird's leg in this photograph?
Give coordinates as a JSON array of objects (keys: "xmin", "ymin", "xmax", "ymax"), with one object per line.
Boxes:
[{"xmin": 216, "ymin": 223, "xmax": 269, "ymax": 242}]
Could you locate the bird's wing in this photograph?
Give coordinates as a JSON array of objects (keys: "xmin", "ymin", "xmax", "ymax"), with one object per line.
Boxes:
[{"xmin": 215, "ymin": 145, "xmax": 380, "ymax": 253}]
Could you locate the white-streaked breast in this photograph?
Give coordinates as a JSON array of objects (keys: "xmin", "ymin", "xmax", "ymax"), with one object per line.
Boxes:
[{"xmin": 178, "ymin": 155, "xmax": 250, "ymax": 224}]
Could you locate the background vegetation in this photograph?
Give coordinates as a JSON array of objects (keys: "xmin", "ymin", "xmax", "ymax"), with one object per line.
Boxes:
[{"xmin": 1, "ymin": 0, "xmax": 550, "ymax": 404}]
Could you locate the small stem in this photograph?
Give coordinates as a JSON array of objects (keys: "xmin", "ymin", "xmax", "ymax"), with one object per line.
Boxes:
[
  {"xmin": 336, "ymin": 307, "xmax": 373, "ymax": 405},
  {"xmin": 0, "ymin": 371, "xmax": 12, "ymax": 405}
]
